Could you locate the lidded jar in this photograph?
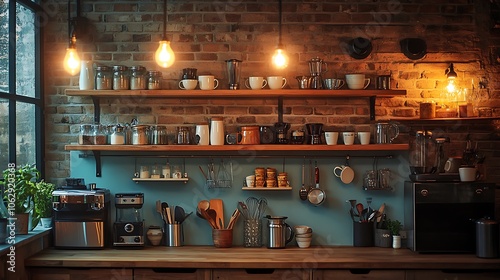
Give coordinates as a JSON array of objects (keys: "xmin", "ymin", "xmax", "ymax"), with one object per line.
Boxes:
[
  {"xmin": 110, "ymin": 125, "xmax": 125, "ymax": 145},
  {"xmin": 112, "ymin": 65, "xmax": 130, "ymax": 90},
  {"xmin": 95, "ymin": 66, "xmax": 112, "ymax": 90},
  {"xmin": 79, "ymin": 124, "xmax": 93, "ymax": 145},
  {"xmin": 130, "ymin": 66, "xmax": 147, "ymax": 90},
  {"xmin": 131, "ymin": 125, "xmax": 149, "ymax": 145},
  {"xmin": 147, "ymin": 70, "xmax": 162, "ymax": 90}
]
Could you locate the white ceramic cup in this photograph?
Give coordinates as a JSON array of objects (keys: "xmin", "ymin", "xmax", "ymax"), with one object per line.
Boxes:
[
  {"xmin": 245, "ymin": 77, "xmax": 268, "ymax": 90},
  {"xmin": 333, "ymin": 165, "xmax": 355, "ymax": 184},
  {"xmin": 198, "ymin": 75, "xmax": 219, "ymax": 90},
  {"xmin": 324, "ymin": 132, "xmax": 339, "ymax": 145},
  {"xmin": 343, "ymin": 132, "xmax": 355, "ymax": 145},
  {"xmin": 179, "ymin": 79, "xmax": 198, "ymax": 90},
  {"xmin": 345, "ymin": 74, "xmax": 370, "ymax": 89},
  {"xmin": 246, "ymin": 175, "xmax": 256, "ymax": 188},
  {"xmin": 358, "ymin": 132, "xmax": 370, "ymax": 145},
  {"xmin": 459, "ymin": 167, "xmax": 478, "ymax": 182},
  {"xmin": 267, "ymin": 76, "xmax": 287, "ymax": 89},
  {"xmin": 444, "ymin": 157, "xmax": 462, "ymax": 173}
]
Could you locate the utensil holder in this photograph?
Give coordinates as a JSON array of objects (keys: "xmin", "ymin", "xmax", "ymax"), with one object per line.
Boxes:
[
  {"xmin": 212, "ymin": 228, "xmax": 233, "ymax": 248},
  {"xmin": 353, "ymin": 221, "xmax": 374, "ymax": 247},
  {"xmin": 164, "ymin": 223, "xmax": 183, "ymax": 247},
  {"xmin": 243, "ymin": 219, "xmax": 262, "ymax": 247}
]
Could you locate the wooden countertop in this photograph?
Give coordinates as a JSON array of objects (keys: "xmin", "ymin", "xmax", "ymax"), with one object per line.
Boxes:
[{"xmin": 25, "ymin": 246, "xmax": 500, "ymax": 270}]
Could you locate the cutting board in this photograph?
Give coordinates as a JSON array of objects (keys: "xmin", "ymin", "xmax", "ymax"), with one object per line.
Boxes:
[{"xmin": 209, "ymin": 199, "xmax": 224, "ymax": 229}]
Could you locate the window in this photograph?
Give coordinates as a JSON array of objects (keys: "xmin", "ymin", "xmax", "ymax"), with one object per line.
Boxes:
[{"xmin": 0, "ymin": 0, "xmax": 44, "ymax": 175}]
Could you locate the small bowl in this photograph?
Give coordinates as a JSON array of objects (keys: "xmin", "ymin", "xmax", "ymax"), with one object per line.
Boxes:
[
  {"xmin": 297, "ymin": 240, "xmax": 311, "ymax": 248},
  {"xmin": 295, "ymin": 236, "xmax": 312, "ymax": 242},
  {"xmin": 296, "ymin": 233, "xmax": 312, "ymax": 238},
  {"xmin": 294, "ymin": 225, "xmax": 310, "ymax": 235}
]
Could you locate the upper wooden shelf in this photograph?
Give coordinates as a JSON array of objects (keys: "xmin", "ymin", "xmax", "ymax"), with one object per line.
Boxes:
[
  {"xmin": 65, "ymin": 144, "xmax": 409, "ymax": 152},
  {"xmin": 65, "ymin": 89, "xmax": 406, "ymax": 98}
]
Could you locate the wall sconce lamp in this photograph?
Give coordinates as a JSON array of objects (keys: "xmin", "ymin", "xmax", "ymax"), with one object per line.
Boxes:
[
  {"xmin": 155, "ymin": 0, "xmax": 175, "ymax": 68},
  {"xmin": 63, "ymin": 0, "xmax": 82, "ymax": 76},
  {"xmin": 445, "ymin": 63, "xmax": 458, "ymax": 93},
  {"xmin": 271, "ymin": 0, "xmax": 289, "ymax": 69}
]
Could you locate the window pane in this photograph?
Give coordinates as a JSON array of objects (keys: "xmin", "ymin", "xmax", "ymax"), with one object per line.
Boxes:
[
  {"xmin": 0, "ymin": 98, "xmax": 8, "ymax": 166},
  {"xmin": 16, "ymin": 3, "xmax": 35, "ymax": 98},
  {"xmin": 0, "ymin": 2, "xmax": 8, "ymax": 93},
  {"xmin": 16, "ymin": 101, "xmax": 35, "ymax": 165}
]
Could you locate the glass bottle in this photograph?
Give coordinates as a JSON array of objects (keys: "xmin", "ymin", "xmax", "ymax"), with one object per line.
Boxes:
[
  {"xmin": 79, "ymin": 124, "xmax": 93, "ymax": 145},
  {"xmin": 130, "ymin": 66, "xmax": 146, "ymax": 90},
  {"xmin": 147, "ymin": 70, "xmax": 162, "ymax": 90},
  {"xmin": 110, "ymin": 125, "xmax": 125, "ymax": 145},
  {"xmin": 95, "ymin": 66, "xmax": 112, "ymax": 90},
  {"xmin": 162, "ymin": 161, "xmax": 171, "ymax": 178},
  {"xmin": 112, "ymin": 65, "xmax": 130, "ymax": 90}
]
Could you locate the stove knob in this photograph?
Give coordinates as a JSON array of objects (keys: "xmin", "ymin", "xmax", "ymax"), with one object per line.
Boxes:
[
  {"xmin": 134, "ymin": 237, "xmax": 141, "ymax": 243},
  {"xmin": 420, "ymin": 189, "xmax": 429, "ymax": 197},
  {"xmin": 124, "ymin": 223, "xmax": 134, "ymax": 233},
  {"xmin": 119, "ymin": 237, "xmax": 124, "ymax": 243}
]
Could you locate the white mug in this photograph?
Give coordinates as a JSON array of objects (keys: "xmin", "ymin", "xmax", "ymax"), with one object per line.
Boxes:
[
  {"xmin": 444, "ymin": 157, "xmax": 461, "ymax": 173},
  {"xmin": 324, "ymin": 132, "xmax": 339, "ymax": 145},
  {"xmin": 179, "ymin": 79, "xmax": 198, "ymax": 90},
  {"xmin": 333, "ymin": 165, "xmax": 355, "ymax": 184},
  {"xmin": 245, "ymin": 77, "xmax": 268, "ymax": 90},
  {"xmin": 267, "ymin": 76, "xmax": 287, "ymax": 89},
  {"xmin": 358, "ymin": 132, "xmax": 370, "ymax": 145},
  {"xmin": 343, "ymin": 132, "xmax": 355, "ymax": 145},
  {"xmin": 459, "ymin": 167, "xmax": 478, "ymax": 182},
  {"xmin": 198, "ymin": 75, "xmax": 219, "ymax": 90},
  {"xmin": 345, "ymin": 74, "xmax": 370, "ymax": 89},
  {"xmin": 195, "ymin": 123, "xmax": 209, "ymax": 145}
]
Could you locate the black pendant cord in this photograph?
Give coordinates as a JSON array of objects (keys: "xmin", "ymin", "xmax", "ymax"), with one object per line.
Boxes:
[
  {"xmin": 278, "ymin": 0, "xmax": 282, "ymax": 46},
  {"xmin": 162, "ymin": 0, "xmax": 167, "ymax": 40},
  {"xmin": 67, "ymin": 0, "xmax": 71, "ymax": 41}
]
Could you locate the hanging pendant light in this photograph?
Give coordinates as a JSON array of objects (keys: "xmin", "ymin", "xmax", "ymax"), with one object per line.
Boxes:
[
  {"xmin": 271, "ymin": 0, "xmax": 289, "ymax": 69},
  {"xmin": 63, "ymin": 0, "xmax": 81, "ymax": 76},
  {"xmin": 155, "ymin": 0, "xmax": 175, "ymax": 68},
  {"xmin": 445, "ymin": 63, "xmax": 457, "ymax": 93}
]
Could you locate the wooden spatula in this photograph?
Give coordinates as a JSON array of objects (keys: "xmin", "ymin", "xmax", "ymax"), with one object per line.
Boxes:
[{"xmin": 210, "ymin": 199, "xmax": 224, "ymax": 229}]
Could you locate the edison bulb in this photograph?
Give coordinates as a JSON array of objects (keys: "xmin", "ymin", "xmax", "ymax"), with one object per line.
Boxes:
[
  {"xmin": 446, "ymin": 79, "xmax": 456, "ymax": 93},
  {"xmin": 155, "ymin": 40, "xmax": 175, "ymax": 68},
  {"xmin": 272, "ymin": 48, "xmax": 289, "ymax": 69},
  {"xmin": 63, "ymin": 47, "xmax": 81, "ymax": 76}
]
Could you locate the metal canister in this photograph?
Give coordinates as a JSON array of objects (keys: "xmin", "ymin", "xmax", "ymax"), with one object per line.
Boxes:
[
  {"xmin": 131, "ymin": 125, "xmax": 149, "ymax": 145},
  {"xmin": 150, "ymin": 125, "xmax": 168, "ymax": 145},
  {"xmin": 476, "ymin": 217, "xmax": 499, "ymax": 258}
]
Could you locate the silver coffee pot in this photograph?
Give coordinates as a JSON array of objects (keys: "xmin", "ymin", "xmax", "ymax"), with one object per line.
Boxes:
[{"xmin": 266, "ymin": 216, "xmax": 294, "ymax": 249}]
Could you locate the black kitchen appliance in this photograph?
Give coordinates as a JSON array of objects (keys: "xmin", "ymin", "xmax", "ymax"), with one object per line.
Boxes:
[
  {"xmin": 404, "ymin": 181, "xmax": 495, "ymax": 253},
  {"xmin": 113, "ymin": 193, "xmax": 144, "ymax": 248},
  {"xmin": 52, "ymin": 187, "xmax": 111, "ymax": 248}
]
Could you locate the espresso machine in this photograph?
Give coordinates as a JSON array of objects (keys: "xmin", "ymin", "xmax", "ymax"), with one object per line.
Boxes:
[
  {"xmin": 308, "ymin": 57, "xmax": 328, "ymax": 89},
  {"xmin": 306, "ymin": 123, "xmax": 323, "ymax": 144},
  {"xmin": 52, "ymin": 182, "xmax": 111, "ymax": 248},
  {"xmin": 113, "ymin": 193, "xmax": 145, "ymax": 248}
]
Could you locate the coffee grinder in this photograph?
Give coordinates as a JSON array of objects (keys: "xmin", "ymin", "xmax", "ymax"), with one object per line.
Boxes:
[
  {"xmin": 306, "ymin": 123, "xmax": 323, "ymax": 144},
  {"xmin": 113, "ymin": 193, "xmax": 145, "ymax": 248},
  {"xmin": 308, "ymin": 57, "xmax": 328, "ymax": 89}
]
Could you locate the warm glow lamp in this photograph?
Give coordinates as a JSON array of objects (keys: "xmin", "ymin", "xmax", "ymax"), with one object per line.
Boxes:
[
  {"xmin": 63, "ymin": 0, "xmax": 81, "ymax": 76},
  {"xmin": 155, "ymin": 0, "xmax": 175, "ymax": 68},
  {"xmin": 445, "ymin": 63, "xmax": 457, "ymax": 93},
  {"xmin": 272, "ymin": 0, "xmax": 288, "ymax": 69}
]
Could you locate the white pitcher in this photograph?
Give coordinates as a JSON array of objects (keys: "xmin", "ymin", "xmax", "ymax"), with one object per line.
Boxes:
[{"xmin": 79, "ymin": 61, "xmax": 94, "ymax": 90}]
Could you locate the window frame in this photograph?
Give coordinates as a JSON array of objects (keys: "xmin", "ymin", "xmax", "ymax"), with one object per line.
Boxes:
[{"xmin": 0, "ymin": 0, "xmax": 45, "ymax": 177}]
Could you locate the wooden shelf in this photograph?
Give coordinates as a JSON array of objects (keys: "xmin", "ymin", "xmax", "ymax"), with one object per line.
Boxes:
[
  {"xmin": 242, "ymin": 187, "xmax": 292, "ymax": 191},
  {"xmin": 132, "ymin": 178, "xmax": 189, "ymax": 183},
  {"xmin": 389, "ymin": 116, "xmax": 500, "ymax": 122},
  {"xmin": 66, "ymin": 144, "xmax": 409, "ymax": 152},
  {"xmin": 66, "ymin": 89, "xmax": 406, "ymax": 98}
]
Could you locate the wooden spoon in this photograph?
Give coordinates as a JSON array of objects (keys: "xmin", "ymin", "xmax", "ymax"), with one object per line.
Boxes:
[
  {"xmin": 199, "ymin": 208, "xmax": 217, "ymax": 229},
  {"xmin": 198, "ymin": 200, "xmax": 210, "ymax": 211},
  {"xmin": 376, "ymin": 203, "xmax": 386, "ymax": 223},
  {"xmin": 356, "ymin": 203, "xmax": 364, "ymax": 222}
]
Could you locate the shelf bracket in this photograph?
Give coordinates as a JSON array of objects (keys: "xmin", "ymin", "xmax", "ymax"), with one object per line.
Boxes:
[
  {"xmin": 369, "ymin": 96, "xmax": 376, "ymax": 121},
  {"xmin": 93, "ymin": 150, "xmax": 102, "ymax": 177},
  {"xmin": 277, "ymin": 96, "xmax": 284, "ymax": 123},
  {"xmin": 91, "ymin": 96, "xmax": 101, "ymax": 123}
]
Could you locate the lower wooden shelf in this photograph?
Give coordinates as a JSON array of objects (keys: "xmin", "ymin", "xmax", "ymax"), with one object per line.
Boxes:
[
  {"xmin": 132, "ymin": 178, "xmax": 189, "ymax": 183},
  {"xmin": 242, "ymin": 187, "xmax": 292, "ymax": 191}
]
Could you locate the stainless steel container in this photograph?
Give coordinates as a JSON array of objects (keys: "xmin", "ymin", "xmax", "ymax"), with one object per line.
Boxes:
[
  {"xmin": 266, "ymin": 216, "xmax": 294, "ymax": 249},
  {"xmin": 150, "ymin": 125, "xmax": 168, "ymax": 145},
  {"xmin": 476, "ymin": 217, "xmax": 499, "ymax": 258}
]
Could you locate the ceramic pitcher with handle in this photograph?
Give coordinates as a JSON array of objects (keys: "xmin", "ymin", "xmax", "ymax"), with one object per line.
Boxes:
[{"xmin": 79, "ymin": 61, "xmax": 94, "ymax": 90}]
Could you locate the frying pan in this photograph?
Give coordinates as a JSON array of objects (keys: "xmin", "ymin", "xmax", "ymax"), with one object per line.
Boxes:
[{"xmin": 308, "ymin": 161, "xmax": 326, "ymax": 206}]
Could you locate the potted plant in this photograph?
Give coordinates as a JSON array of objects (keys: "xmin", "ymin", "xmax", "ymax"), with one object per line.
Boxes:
[
  {"xmin": 1, "ymin": 164, "xmax": 40, "ymax": 234},
  {"xmin": 34, "ymin": 180, "xmax": 55, "ymax": 228},
  {"xmin": 387, "ymin": 219, "xmax": 402, "ymax": 249}
]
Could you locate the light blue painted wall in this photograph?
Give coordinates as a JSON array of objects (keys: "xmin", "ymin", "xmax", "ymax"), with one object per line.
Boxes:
[{"xmin": 70, "ymin": 150, "xmax": 410, "ymax": 246}]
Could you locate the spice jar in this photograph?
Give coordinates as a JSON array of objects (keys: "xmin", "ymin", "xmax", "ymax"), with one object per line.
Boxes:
[
  {"xmin": 130, "ymin": 66, "xmax": 147, "ymax": 90},
  {"xmin": 79, "ymin": 124, "xmax": 93, "ymax": 145},
  {"xmin": 150, "ymin": 125, "xmax": 168, "ymax": 145},
  {"xmin": 131, "ymin": 125, "xmax": 149, "ymax": 145},
  {"xmin": 110, "ymin": 125, "xmax": 125, "ymax": 145},
  {"xmin": 112, "ymin": 65, "xmax": 130, "ymax": 90},
  {"xmin": 147, "ymin": 70, "xmax": 162, "ymax": 90},
  {"xmin": 92, "ymin": 124, "xmax": 107, "ymax": 145},
  {"xmin": 95, "ymin": 66, "xmax": 112, "ymax": 90},
  {"xmin": 177, "ymin": 126, "xmax": 191, "ymax": 145}
]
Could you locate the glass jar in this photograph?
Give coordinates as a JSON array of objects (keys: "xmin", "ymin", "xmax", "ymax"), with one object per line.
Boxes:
[
  {"xmin": 131, "ymin": 125, "xmax": 149, "ymax": 145},
  {"xmin": 151, "ymin": 164, "xmax": 161, "ymax": 179},
  {"xmin": 150, "ymin": 125, "xmax": 168, "ymax": 145},
  {"xmin": 177, "ymin": 126, "xmax": 191, "ymax": 145},
  {"xmin": 147, "ymin": 70, "xmax": 162, "ymax": 90},
  {"xmin": 92, "ymin": 124, "xmax": 107, "ymax": 145},
  {"xmin": 112, "ymin": 65, "xmax": 130, "ymax": 90},
  {"xmin": 95, "ymin": 66, "xmax": 112, "ymax": 90},
  {"xmin": 110, "ymin": 125, "xmax": 125, "ymax": 145},
  {"xmin": 172, "ymin": 166, "xmax": 182, "ymax": 178},
  {"xmin": 130, "ymin": 66, "xmax": 146, "ymax": 90},
  {"xmin": 79, "ymin": 124, "xmax": 93, "ymax": 145}
]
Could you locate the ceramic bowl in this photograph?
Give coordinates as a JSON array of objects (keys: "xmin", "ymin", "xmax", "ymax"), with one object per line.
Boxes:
[
  {"xmin": 294, "ymin": 225, "xmax": 310, "ymax": 235},
  {"xmin": 297, "ymin": 240, "xmax": 311, "ymax": 248},
  {"xmin": 296, "ymin": 233, "xmax": 312, "ymax": 238},
  {"xmin": 296, "ymin": 236, "xmax": 312, "ymax": 242}
]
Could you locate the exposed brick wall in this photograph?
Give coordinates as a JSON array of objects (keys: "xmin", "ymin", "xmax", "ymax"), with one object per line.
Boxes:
[{"xmin": 43, "ymin": 0, "xmax": 500, "ymax": 183}]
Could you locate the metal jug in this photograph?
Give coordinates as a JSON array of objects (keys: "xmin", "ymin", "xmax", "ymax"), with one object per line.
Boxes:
[
  {"xmin": 374, "ymin": 122, "xmax": 399, "ymax": 144},
  {"xmin": 266, "ymin": 216, "xmax": 294, "ymax": 249}
]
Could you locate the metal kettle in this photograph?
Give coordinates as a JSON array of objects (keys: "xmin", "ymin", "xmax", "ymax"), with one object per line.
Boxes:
[{"xmin": 265, "ymin": 216, "xmax": 294, "ymax": 249}]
